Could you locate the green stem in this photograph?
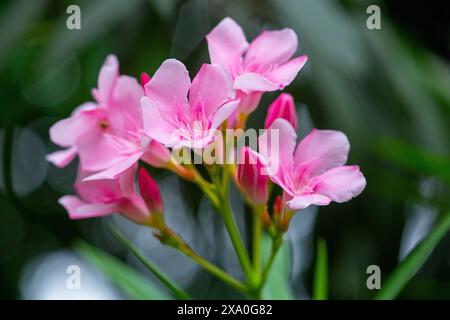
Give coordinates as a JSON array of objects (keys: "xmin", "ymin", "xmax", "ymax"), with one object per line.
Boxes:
[
  {"xmin": 259, "ymin": 235, "xmax": 283, "ymax": 289},
  {"xmin": 106, "ymin": 223, "xmax": 191, "ymax": 300},
  {"xmin": 218, "ymin": 166, "xmax": 255, "ymax": 287},
  {"xmin": 181, "ymin": 246, "xmax": 248, "ymax": 294},
  {"xmin": 252, "ymin": 206, "xmax": 262, "ymax": 274}
]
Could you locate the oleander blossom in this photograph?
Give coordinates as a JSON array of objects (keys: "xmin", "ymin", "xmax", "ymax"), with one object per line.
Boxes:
[
  {"xmin": 58, "ymin": 165, "xmax": 150, "ymax": 223},
  {"xmin": 258, "ymin": 119, "xmax": 366, "ymax": 210},
  {"xmin": 141, "ymin": 59, "xmax": 239, "ymax": 149},
  {"xmin": 46, "ymin": 55, "xmax": 170, "ymax": 181},
  {"xmin": 206, "ymin": 17, "xmax": 308, "ymax": 115}
]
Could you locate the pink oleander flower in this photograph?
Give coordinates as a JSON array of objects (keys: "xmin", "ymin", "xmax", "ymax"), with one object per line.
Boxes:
[
  {"xmin": 141, "ymin": 59, "xmax": 239, "ymax": 149},
  {"xmin": 47, "ymin": 55, "xmax": 170, "ymax": 181},
  {"xmin": 138, "ymin": 168, "xmax": 163, "ymax": 214},
  {"xmin": 258, "ymin": 119, "xmax": 366, "ymax": 210},
  {"xmin": 264, "ymin": 93, "xmax": 298, "ymax": 129},
  {"xmin": 237, "ymin": 147, "xmax": 268, "ymax": 205},
  {"xmin": 206, "ymin": 17, "xmax": 308, "ymax": 114},
  {"xmin": 58, "ymin": 165, "xmax": 150, "ymax": 223}
]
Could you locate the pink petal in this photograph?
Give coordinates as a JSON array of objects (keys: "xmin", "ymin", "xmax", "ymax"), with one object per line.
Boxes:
[
  {"xmin": 189, "ymin": 64, "xmax": 234, "ymax": 116},
  {"xmin": 310, "ymin": 165, "xmax": 366, "ymax": 203},
  {"xmin": 266, "ymin": 55, "xmax": 308, "ymax": 88},
  {"xmin": 210, "ymin": 99, "xmax": 239, "ymax": 130},
  {"xmin": 49, "ymin": 103, "xmax": 102, "ymax": 147},
  {"xmin": 46, "ymin": 147, "xmax": 77, "ymax": 168},
  {"xmin": 82, "ymin": 152, "xmax": 142, "ymax": 181},
  {"xmin": 141, "ymin": 140, "xmax": 171, "ymax": 168},
  {"xmin": 234, "ymin": 72, "xmax": 279, "ymax": 93},
  {"xmin": 75, "ymin": 132, "xmax": 131, "ymax": 171},
  {"xmin": 236, "ymin": 91, "xmax": 262, "ymax": 114},
  {"xmin": 95, "ymin": 55, "xmax": 119, "ymax": 104},
  {"xmin": 206, "ymin": 17, "xmax": 249, "ymax": 74},
  {"xmin": 108, "ymin": 75, "xmax": 144, "ymax": 139},
  {"xmin": 286, "ymin": 193, "xmax": 331, "ymax": 210},
  {"xmin": 141, "ymin": 96, "xmax": 177, "ymax": 145},
  {"xmin": 294, "ymin": 129, "xmax": 350, "ymax": 177},
  {"xmin": 258, "ymin": 118, "xmax": 297, "ymax": 171},
  {"xmin": 138, "ymin": 168, "xmax": 163, "ymax": 213},
  {"xmin": 58, "ymin": 195, "xmax": 117, "ymax": 219},
  {"xmin": 244, "ymin": 29, "xmax": 297, "ymax": 67},
  {"xmin": 144, "ymin": 59, "xmax": 190, "ymax": 111},
  {"xmin": 73, "ymin": 203, "xmax": 119, "ymax": 219}
]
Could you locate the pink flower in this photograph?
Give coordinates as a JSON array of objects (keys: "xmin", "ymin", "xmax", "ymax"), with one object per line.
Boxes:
[
  {"xmin": 237, "ymin": 147, "xmax": 268, "ymax": 205},
  {"xmin": 258, "ymin": 119, "xmax": 366, "ymax": 210},
  {"xmin": 264, "ymin": 93, "xmax": 297, "ymax": 129},
  {"xmin": 58, "ymin": 165, "xmax": 150, "ymax": 223},
  {"xmin": 138, "ymin": 168, "xmax": 163, "ymax": 214},
  {"xmin": 206, "ymin": 17, "xmax": 307, "ymax": 114},
  {"xmin": 47, "ymin": 55, "xmax": 170, "ymax": 180},
  {"xmin": 141, "ymin": 59, "xmax": 239, "ymax": 149}
]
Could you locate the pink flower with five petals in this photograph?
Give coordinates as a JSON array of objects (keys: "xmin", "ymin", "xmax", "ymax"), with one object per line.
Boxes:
[
  {"xmin": 206, "ymin": 17, "xmax": 308, "ymax": 115},
  {"xmin": 47, "ymin": 55, "xmax": 170, "ymax": 181},
  {"xmin": 258, "ymin": 119, "xmax": 366, "ymax": 210},
  {"xmin": 140, "ymin": 59, "xmax": 239, "ymax": 149}
]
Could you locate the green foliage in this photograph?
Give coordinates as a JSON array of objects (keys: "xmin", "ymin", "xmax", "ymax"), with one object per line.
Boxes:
[
  {"xmin": 261, "ymin": 235, "xmax": 294, "ymax": 299},
  {"xmin": 313, "ymin": 239, "xmax": 328, "ymax": 300},
  {"xmin": 75, "ymin": 240, "xmax": 171, "ymax": 300},
  {"xmin": 375, "ymin": 212, "xmax": 450, "ymax": 299}
]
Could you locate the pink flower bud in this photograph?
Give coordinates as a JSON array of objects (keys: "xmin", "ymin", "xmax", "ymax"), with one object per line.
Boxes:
[
  {"xmin": 140, "ymin": 72, "xmax": 151, "ymax": 87},
  {"xmin": 138, "ymin": 168, "xmax": 163, "ymax": 214},
  {"xmin": 237, "ymin": 147, "xmax": 268, "ymax": 205},
  {"xmin": 264, "ymin": 93, "xmax": 297, "ymax": 129},
  {"xmin": 141, "ymin": 140, "xmax": 171, "ymax": 168}
]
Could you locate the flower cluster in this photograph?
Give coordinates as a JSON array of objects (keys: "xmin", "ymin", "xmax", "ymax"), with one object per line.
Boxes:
[{"xmin": 48, "ymin": 17, "xmax": 365, "ymax": 295}]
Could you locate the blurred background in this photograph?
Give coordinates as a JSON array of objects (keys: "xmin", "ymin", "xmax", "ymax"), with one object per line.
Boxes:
[{"xmin": 0, "ymin": 0, "xmax": 449, "ymax": 299}]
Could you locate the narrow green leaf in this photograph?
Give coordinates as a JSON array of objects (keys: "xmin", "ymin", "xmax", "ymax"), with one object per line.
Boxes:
[
  {"xmin": 74, "ymin": 240, "xmax": 170, "ymax": 300},
  {"xmin": 261, "ymin": 235, "xmax": 294, "ymax": 300},
  {"xmin": 105, "ymin": 223, "xmax": 191, "ymax": 300},
  {"xmin": 376, "ymin": 138, "xmax": 450, "ymax": 185},
  {"xmin": 375, "ymin": 212, "xmax": 450, "ymax": 299},
  {"xmin": 313, "ymin": 238, "xmax": 328, "ymax": 300}
]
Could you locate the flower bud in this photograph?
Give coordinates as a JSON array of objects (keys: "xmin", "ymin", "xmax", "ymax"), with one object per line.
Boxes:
[
  {"xmin": 140, "ymin": 72, "xmax": 151, "ymax": 87},
  {"xmin": 237, "ymin": 147, "xmax": 268, "ymax": 205},
  {"xmin": 138, "ymin": 168, "xmax": 163, "ymax": 214},
  {"xmin": 264, "ymin": 93, "xmax": 297, "ymax": 129}
]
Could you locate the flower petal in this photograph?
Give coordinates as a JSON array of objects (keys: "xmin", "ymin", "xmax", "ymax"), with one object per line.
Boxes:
[
  {"xmin": 82, "ymin": 152, "xmax": 142, "ymax": 181},
  {"xmin": 286, "ymin": 193, "xmax": 331, "ymax": 210},
  {"xmin": 95, "ymin": 55, "xmax": 119, "ymax": 104},
  {"xmin": 46, "ymin": 147, "xmax": 77, "ymax": 168},
  {"xmin": 58, "ymin": 195, "xmax": 117, "ymax": 219},
  {"xmin": 244, "ymin": 29, "xmax": 297, "ymax": 67},
  {"xmin": 144, "ymin": 59, "xmax": 190, "ymax": 112},
  {"xmin": 210, "ymin": 99, "xmax": 239, "ymax": 130},
  {"xmin": 258, "ymin": 118, "xmax": 297, "ymax": 169},
  {"xmin": 310, "ymin": 165, "xmax": 366, "ymax": 203},
  {"xmin": 234, "ymin": 73, "xmax": 279, "ymax": 93},
  {"xmin": 266, "ymin": 55, "xmax": 307, "ymax": 88},
  {"xmin": 189, "ymin": 64, "xmax": 234, "ymax": 116},
  {"xmin": 141, "ymin": 96, "xmax": 177, "ymax": 146},
  {"xmin": 108, "ymin": 75, "xmax": 144, "ymax": 138},
  {"xmin": 206, "ymin": 17, "xmax": 249, "ymax": 74},
  {"xmin": 294, "ymin": 129, "xmax": 350, "ymax": 177},
  {"xmin": 49, "ymin": 103, "xmax": 102, "ymax": 147}
]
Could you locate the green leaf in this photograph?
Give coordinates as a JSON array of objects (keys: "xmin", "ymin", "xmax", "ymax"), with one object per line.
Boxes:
[
  {"xmin": 375, "ymin": 212, "xmax": 450, "ymax": 299},
  {"xmin": 313, "ymin": 238, "xmax": 328, "ymax": 300},
  {"xmin": 376, "ymin": 138, "xmax": 450, "ymax": 185},
  {"xmin": 105, "ymin": 223, "xmax": 190, "ymax": 300},
  {"xmin": 75, "ymin": 240, "xmax": 171, "ymax": 300},
  {"xmin": 261, "ymin": 235, "xmax": 294, "ymax": 299}
]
